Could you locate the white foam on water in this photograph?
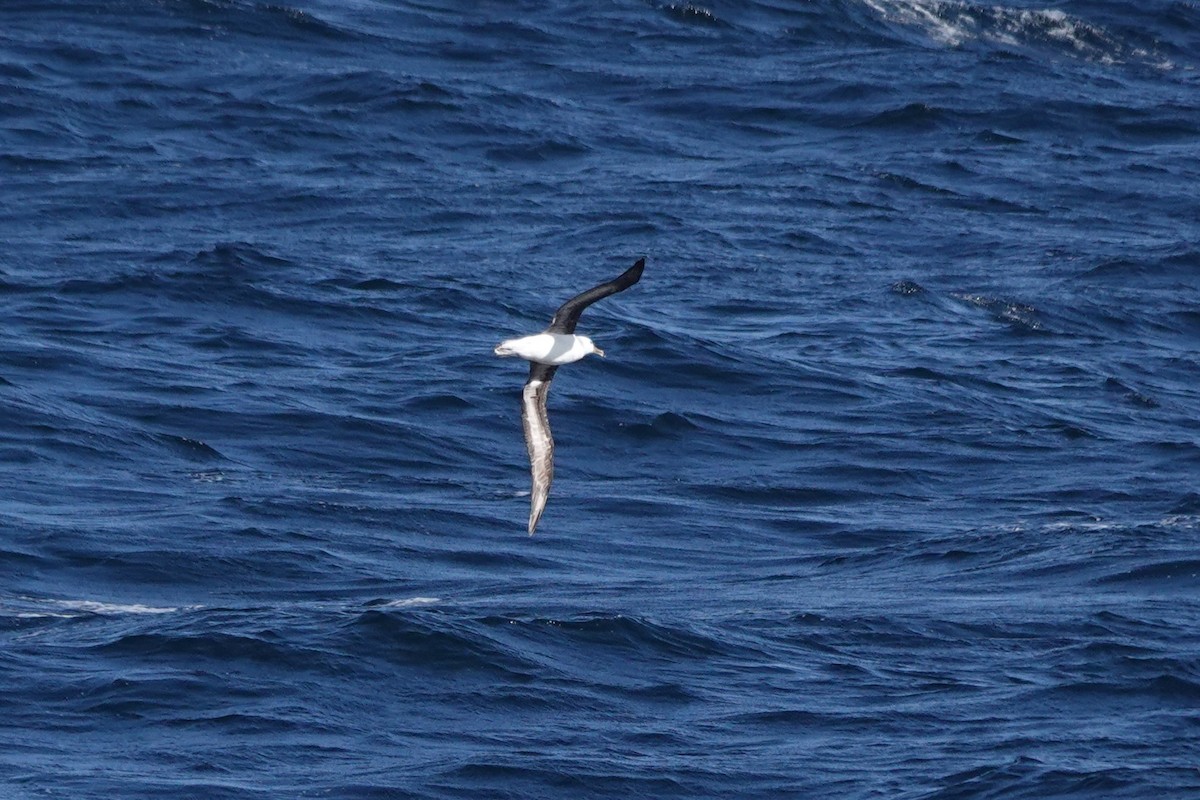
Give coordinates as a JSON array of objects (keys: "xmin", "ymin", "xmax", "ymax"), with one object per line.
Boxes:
[
  {"xmin": 49, "ymin": 600, "xmax": 191, "ymax": 615},
  {"xmin": 858, "ymin": 0, "xmax": 1150, "ymax": 66},
  {"xmin": 378, "ymin": 597, "xmax": 440, "ymax": 608},
  {"xmin": 1160, "ymin": 515, "xmax": 1200, "ymax": 531},
  {"xmin": 861, "ymin": 0, "xmax": 974, "ymax": 46},
  {"xmin": 2, "ymin": 597, "xmax": 201, "ymax": 619}
]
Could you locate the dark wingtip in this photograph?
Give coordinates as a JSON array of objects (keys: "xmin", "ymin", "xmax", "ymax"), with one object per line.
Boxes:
[{"xmin": 628, "ymin": 257, "xmax": 645, "ymax": 282}]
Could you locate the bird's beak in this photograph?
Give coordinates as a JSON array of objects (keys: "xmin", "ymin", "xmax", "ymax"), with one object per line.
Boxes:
[{"xmin": 594, "ymin": 347, "xmax": 606, "ymax": 358}]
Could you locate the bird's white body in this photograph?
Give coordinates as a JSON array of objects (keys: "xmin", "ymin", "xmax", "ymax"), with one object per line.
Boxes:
[{"xmin": 494, "ymin": 333, "xmax": 602, "ymax": 365}]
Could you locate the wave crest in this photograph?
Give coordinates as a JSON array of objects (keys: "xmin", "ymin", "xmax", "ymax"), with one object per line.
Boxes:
[{"xmin": 860, "ymin": 1, "xmax": 1171, "ymax": 66}]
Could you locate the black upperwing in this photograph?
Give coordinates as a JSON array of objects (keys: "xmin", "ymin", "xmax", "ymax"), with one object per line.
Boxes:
[{"xmin": 545, "ymin": 258, "xmax": 645, "ymax": 335}]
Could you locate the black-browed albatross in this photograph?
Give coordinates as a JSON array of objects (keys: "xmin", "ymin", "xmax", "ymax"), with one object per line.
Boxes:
[{"xmin": 494, "ymin": 258, "xmax": 645, "ymax": 534}]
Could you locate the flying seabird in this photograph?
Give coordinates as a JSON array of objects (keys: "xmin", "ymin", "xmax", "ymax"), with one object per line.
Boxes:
[{"xmin": 494, "ymin": 258, "xmax": 646, "ymax": 534}]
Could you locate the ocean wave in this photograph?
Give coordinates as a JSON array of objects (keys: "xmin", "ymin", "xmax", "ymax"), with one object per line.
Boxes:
[
  {"xmin": 1094, "ymin": 558, "xmax": 1200, "ymax": 587},
  {"xmin": 0, "ymin": 596, "xmax": 197, "ymax": 621},
  {"xmin": 339, "ymin": 609, "xmax": 542, "ymax": 677},
  {"xmin": 926, "ymin": 756, "xmax": 1141, "ymax": 800},
  {"xmin": 948, "ymin": 291, "xmax": 1047, "ymax": 333},
  {"xmin": 509, "ymin": 612, "xmax": 737, "ymax": 660},
  {"xmin": 662, "ymin": 4, "xmax": 730, "ymax": 28},
  {"xmin": 262, "ymin": 70, "xmax": 462, "ymax": 114},
  {"xmin": 1081, "ymin": 245, "xmax": 1200, "ymax": 282},
  {"xmin": 858, "ymin": 1, "xmax": 1175, "ymax": 67},
  {"xmin": 169, "ymin": 0, "xmax": 360, "ymax": 43}
]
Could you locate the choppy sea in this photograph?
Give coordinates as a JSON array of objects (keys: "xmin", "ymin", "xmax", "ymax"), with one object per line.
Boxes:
[{"xmin": 3, "ymin": 1, "xmax": 1200, "ymax": 797}]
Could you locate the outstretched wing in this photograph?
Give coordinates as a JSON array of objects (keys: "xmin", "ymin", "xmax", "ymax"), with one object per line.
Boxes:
[
  {"xmin": 521, "ymin": 362, "xmax": 558, "ymax": 534},
  {"xmin": 546, "ymin": 258, "xmax": 645, "ymax": 335}
]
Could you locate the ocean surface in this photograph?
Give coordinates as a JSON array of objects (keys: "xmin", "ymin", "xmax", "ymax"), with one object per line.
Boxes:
[{"xmin": 3, "ymin": 1, "xmax": 1200, "ymax": 797}]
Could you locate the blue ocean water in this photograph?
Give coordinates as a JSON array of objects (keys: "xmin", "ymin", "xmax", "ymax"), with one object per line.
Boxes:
[{"xmin": 3, "ymin": 0, "xmax": 1200, "ymax": 797}]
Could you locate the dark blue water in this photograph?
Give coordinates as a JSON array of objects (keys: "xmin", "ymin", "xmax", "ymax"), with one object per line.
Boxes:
[{"xmin": 3, "ymin": 1, "xmax": 1200, "ymax": 797}]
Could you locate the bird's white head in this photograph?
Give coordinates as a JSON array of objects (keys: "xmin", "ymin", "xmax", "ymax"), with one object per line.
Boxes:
[{"xmin": 581, "ymin": 336, "xmax": 605, "ymax": 358}]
